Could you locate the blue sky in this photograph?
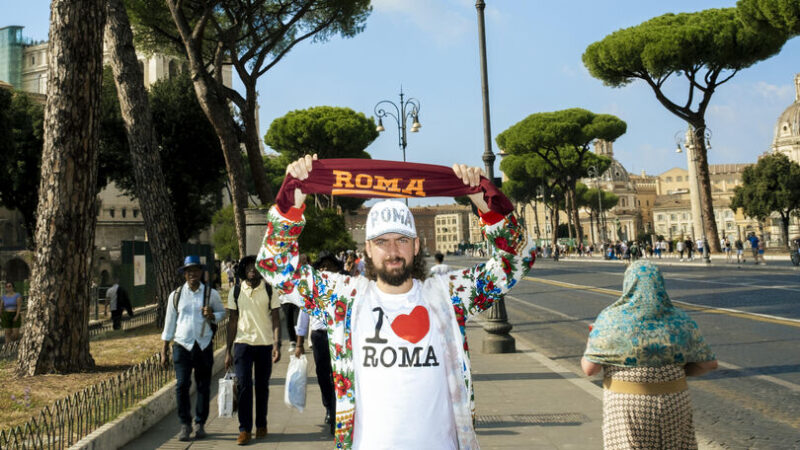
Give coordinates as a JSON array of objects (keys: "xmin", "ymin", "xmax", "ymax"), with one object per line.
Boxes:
[{"xmin": 6, "ymin": 0, "xmax": 800, "ymax": 206}]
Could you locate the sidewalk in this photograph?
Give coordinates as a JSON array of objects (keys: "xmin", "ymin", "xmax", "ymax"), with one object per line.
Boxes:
[
  {"xmin": 560, "ymin": 252, "xmax": 800, "ymax": 271},
  {"xmin": 124, "ymin": 323, "xmax": 606, "ymax": 449}
]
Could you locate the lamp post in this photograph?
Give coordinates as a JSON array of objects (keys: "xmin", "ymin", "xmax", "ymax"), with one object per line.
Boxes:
[
  {"xmin": 475, "ymin": 0, "xmax": 513, "ymax": 354},
  {"xmin": 675, "ymin": 127, "xmax": 712, "ymax": 264}
]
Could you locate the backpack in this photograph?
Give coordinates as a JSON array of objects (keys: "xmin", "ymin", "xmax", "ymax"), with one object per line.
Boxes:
[{"xmin": 172, "ymin": 283, "xmax": 218, "ymax": 336}]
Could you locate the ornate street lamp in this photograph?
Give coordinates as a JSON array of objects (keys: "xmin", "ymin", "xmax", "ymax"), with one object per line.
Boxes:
[
  {"xmin": 675, "ymin": 127, "xmax": 712, "ymax": 264},
  {"xmin": 374, "ymin": 88, "xmax": 421, "ymax": 164}
]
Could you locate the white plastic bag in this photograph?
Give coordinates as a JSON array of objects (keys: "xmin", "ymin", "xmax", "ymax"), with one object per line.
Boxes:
[
  {"xmin": 218, "ymin": 371, "xmax": 236, "ymax": 418},
  {"xmin": 284, "ymin": 354, "xmax": 308, "ymax": 412}
]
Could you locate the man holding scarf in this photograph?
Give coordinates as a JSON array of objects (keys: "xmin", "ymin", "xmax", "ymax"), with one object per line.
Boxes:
[{"xmin": 256, "ymin": 155, "xmax": 536, "ymax": 449}]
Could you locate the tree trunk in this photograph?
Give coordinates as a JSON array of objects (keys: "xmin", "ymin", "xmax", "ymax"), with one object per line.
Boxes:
[
  {"xmin": 17, "ymin": 0, "xmax": 106, "ymax": 375},
  {"xmin": 569, "ymin": 187, "xmax": 584, "ymax": 244},
  {"xmin": 532, "ymin": 200, "xmax": 541, "ymax": 239},
  {"xmin": 690, "ymin": 123, "xmax": 722, "ymax": 253},
  {"xmin": 589, "ymin": 211, "xmax": 595, "ymax": 244},
  {"xmin": 550, "ymin": 205, "xmax": 560, "ymax": 258},
  {"xmin": 104, "ymin": 0, "xmax": 183, "ymax": 326},
  {"xmin": 780, "ymin": 212, "xmax": 790, "ymax": 250},
  {"xmin": 166, "ymin": 2, "xmax": 248, "ymax": 258},
  {"xmin": 242, "ymin": 85, "xmax": 272, "ymax": 205}
]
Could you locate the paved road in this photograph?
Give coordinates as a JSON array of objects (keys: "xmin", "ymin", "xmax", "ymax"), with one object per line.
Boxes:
[{"xmin": 448, "ymin": 255, "xmax": 800, "ymax": 449}]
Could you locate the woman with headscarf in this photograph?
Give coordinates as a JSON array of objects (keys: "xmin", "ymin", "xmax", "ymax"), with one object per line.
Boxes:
[{"xmin": 581, "ymin": 260, "xmax": 717, "ymax": 450}]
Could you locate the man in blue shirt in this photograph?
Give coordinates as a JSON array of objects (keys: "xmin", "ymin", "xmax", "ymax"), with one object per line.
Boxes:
[
  {"xmin": 747, "ymin": 233, "xmax": 760, "ymax": 265},
  {"xmin": 161, "ymin": 256, "xmax": 226, "ymax": 441}
]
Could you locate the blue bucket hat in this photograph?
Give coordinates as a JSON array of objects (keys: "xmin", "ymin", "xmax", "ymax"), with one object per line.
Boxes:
[{"xmin": 178, "ymin": 255, "xmax": 205, "ymax": 273}]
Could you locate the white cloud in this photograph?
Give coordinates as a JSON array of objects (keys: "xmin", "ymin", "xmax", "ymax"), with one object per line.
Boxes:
[
  {"xmin": 372, "ymin": 0, "xmax": 473, "ymax": 47},
  {"xmin": 753, "ymin": 81, "xmax": 792, "ymax": 102},
  {"xmin": 708, "ymin": 104, "xmax": 738, "ymax": 124}
]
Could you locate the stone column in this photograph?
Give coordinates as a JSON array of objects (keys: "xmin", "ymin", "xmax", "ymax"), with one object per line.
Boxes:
[{"xmin": 245, "ymin": 208, "xmax": 268, "ymax": 257}]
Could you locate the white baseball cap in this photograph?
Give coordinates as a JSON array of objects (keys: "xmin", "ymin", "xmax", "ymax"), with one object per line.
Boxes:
[{"xmin": 366, "ymin": 200, "xmax": 417, "ymax": 241}]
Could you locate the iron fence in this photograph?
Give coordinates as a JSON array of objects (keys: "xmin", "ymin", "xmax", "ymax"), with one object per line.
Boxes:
[
  {"xmin": 0, "ymin": 340, "xmax": 19, "ymax": 358},
  {"xmin": 0, "ymin": 317, "xmax": 229, "ymax": 449}
]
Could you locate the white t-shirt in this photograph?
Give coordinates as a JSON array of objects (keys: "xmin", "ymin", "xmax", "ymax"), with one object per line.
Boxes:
[
  {"xmin": 352, "ymin": 280, "xmax": 456, "ymax": 450},
  {"xmin": 429, "ymin": 263, "xmax": 451, "ymax": 276}
]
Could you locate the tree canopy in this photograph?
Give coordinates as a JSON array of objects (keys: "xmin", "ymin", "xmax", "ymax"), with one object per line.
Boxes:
[
  {"xmin": 730, "ymin": 153, "xmax": 800, "ymax": 247},
  {"xmin": 737, "ymin": 0, "xmax": 800, "ymax": 35},
  {"xmin": 496, "ymin": 108, "xmax": 621, "ymax": 243},
  {"xmin": 582, "ymin": 7, "xmax": 790, "ymax": 252},
  {"xmin": 0, "ymin": 89, "xmax": 44, "ymax": 245}
]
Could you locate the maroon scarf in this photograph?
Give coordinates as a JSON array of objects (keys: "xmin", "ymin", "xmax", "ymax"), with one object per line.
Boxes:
[{"xmin": 275, "ymin": 159, "xmax": 512, "ymax": 215}]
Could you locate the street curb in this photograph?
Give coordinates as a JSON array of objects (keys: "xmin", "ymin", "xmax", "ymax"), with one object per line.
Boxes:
[{"xmin": 70, "ymin": 345, "xmax": 227, "ymax": 450}]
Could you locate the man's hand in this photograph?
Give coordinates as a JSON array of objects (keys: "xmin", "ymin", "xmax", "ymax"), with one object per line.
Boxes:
[
  {"xmin": 225, "ymin": 351, "xmax": 233, "ymax": 370},
  {"xmin": 294, "ymin": 344, "xmax": 304, "ymax": 359},
  {"xmin": 452, "ymin": 163, "xmax": 489, "ymax": 213},
  {"xmin": 272, "ymin": 346, "xmax": 282, "ymax": 364},
  {"xmin": 160, "ymin": 342, "xmax": 171, "ymax": 369},
  {"xmin": 201, "ymin": 306, "xmax": 214, "ymax": 320},
  {"xmin": 285, "ymin": 154, "xmax": 318, "ymax": 208}
]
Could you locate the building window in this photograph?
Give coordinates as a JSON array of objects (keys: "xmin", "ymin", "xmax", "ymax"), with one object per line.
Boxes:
[
  {"xmin": 670, "ymin": 214, "xmax": 676, "ymax": 221},
  {"xmin": 122, "ymin": 208, "xmax": 127, "ymax": 218},
  {"xmin": 666, "ymin": 177, "xmax": 673, "ymax": 182},
  {"xmin": 682, "ymin": 213, "xmax": 687, "ymax": 220},
  {"xmin": 133, "ymin": 209, "xmax": 139, "ymax": 218},
  {"xmin": 30, "ymin": 55, "xmax": 35, "ymax": 66},
  {"xmin": 676, "ymin": 176, "xmax": 682, "ymax": 182},
  {"xmin": 657, "ymin": 214, "xmax": 664, "ymax": 221},
  {"xmin": 109, "ymin": 209, "xmax": 115, "ymax": 218}
]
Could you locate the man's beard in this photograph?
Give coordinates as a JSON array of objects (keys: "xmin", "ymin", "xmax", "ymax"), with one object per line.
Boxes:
[{"xmin": 373, "ymin": 257, "xmax": 412, "ymax": 286}]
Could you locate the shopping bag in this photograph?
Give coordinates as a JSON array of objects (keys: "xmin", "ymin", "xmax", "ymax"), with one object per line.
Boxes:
[
  {"xmin": 284, "ymin": 354, "xmax": 308, "ymax": 412},
  {"xmin": 218, "ymin": 371, "xmax": 236, "ymax": 418}
]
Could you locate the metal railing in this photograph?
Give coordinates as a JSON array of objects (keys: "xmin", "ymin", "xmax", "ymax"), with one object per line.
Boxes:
[
  {"xmin": 87, "ymin": 304, "xmax": 159, "ymax": 338},
  {"xmin": 0, "ymin": 317, "xmax": 229, "ymax": 449}
]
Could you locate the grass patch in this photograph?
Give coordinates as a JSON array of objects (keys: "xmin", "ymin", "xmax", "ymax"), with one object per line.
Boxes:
[{"xmin": 0, "ymin": 323, "xmax": 164, "ymax": 431}]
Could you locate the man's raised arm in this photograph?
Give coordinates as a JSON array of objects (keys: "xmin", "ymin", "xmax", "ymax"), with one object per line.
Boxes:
[{"xmin": 446, "ymin": 164, "xmax": 536, "ymax": 322}]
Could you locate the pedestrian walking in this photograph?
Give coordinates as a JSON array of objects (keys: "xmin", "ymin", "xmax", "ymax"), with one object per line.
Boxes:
[
  {"xmin": 581, "ymin": 260, "xmax": 718, "ymax": 450},
  {"xmin": 257, "ymin": 155, "xmax": 536, "ymax": 449},
  {"xmin": 161, "ymin": 256, "xmax": 226, "ymax": 441},
  {"xmin": 225, "ymin": 255, "xmax": 281, "ymax": 445},
  {"xmin": 429, "ymin": 252, "xmax": 451, "ymax": 276},
  {"xmin": 735, "ymin": 237, "xmax": 744, "ymax": 263},
  {"xmin": 685, "ymin": 238, "xmax": 694, "ymax": 260},
  {"xmin": 748, "ymin": 233, "xmax": 759, "ymax": 265},
  {"xmin": 723, "ymin": 237, "xmax": 732, "ymax": 263},
  {"xmin": 757, "ymin": 237, "xmax": 766, "ymax": 265},
  {"xmin": 104, "ymin": 279, "xmax": 134, "ymax": 330},
  {"xmin": 676, "ymin": 239, "xmax": 685, "ymax": 261},
  {"xmin": 1, "ymin": 281, "xmax": 22, "ymax": 342}
]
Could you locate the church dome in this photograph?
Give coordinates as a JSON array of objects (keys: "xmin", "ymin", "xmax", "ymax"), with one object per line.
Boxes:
[
  {"xmin": 601, "ymin": 159, "xmax": 630, "ymax": 182},
  {"xmin": 772, "ymin": 74, "xmax": 800, "ymax": 164}
]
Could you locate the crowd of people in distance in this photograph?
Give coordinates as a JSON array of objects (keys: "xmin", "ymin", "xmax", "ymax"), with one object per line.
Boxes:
[{"xmin": 538, "ymin": 231, "xmax": 772, "ymax": 266}]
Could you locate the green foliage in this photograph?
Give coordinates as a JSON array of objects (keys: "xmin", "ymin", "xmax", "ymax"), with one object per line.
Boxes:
[
  {"xmin": 731, "ymin": 153, "xmax": 800, "ymax": 221},
  {"xmin": 212, "ymin": 205, "xmax": 238, "ymax": 261},
  {"xmin": 496, "ymin": 108, "xmax": 620, "ymax": 216},
  {"xmin": 582, "ymin": 186, "xmax": 619, "ymax": 213},
  {"xmin": 99, "ymin": 69, "xmax": 227, "ymax": 241},
  {"xmin": 265, "ymin": 106, "xmax": 377, "ymax": 211},
  {"xmin": 582, "ymin": 8, "xmax": 788, "ymax": 89},
  {"xmin": 0, "ymin": 89, "xmax": 44, "ymax": 245},
  {"xmin": 738, "ymin": 0, "xmax": 800, "ymax": 36},
  {"xmin": 298, "ymin": 204, "xmax": 356, "ymax": 254},
  {"xmin": 265, "ymin": 106, "xmax": 377, "ymax": 159}
]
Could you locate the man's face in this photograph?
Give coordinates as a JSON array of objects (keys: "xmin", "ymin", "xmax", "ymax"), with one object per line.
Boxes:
[
  {"xmin": 184, "ymin": 266, "xmax": 203, "ymax": 286},
  {"xmin": 365, "ymin": 233, "xmax": 419, "ymax": 286},
  {"xmin": 245, "ymin": 262, "xmax": 260, "ymax": 282}
]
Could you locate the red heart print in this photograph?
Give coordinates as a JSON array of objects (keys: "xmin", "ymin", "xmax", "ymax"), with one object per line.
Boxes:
[{"xmin": 390, "ymin": 306, "xmax": 430, "ymax": 344}]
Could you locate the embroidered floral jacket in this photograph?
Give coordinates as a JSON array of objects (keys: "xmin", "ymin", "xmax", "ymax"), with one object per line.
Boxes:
[{"xmin": 256, "ymin": 205, "xmax": 535, "ymax": 449}]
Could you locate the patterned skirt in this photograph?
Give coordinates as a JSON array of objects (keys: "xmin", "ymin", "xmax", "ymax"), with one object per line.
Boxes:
[{"xmin": 602, "ymin": 364, "xmax": 697, "ymax": 450}]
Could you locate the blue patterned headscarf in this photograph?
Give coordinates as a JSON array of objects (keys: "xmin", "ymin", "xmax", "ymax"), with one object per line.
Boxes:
[{"xmin": 583, "ymin": 260, "xmax": 715, "ymax": 367}]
